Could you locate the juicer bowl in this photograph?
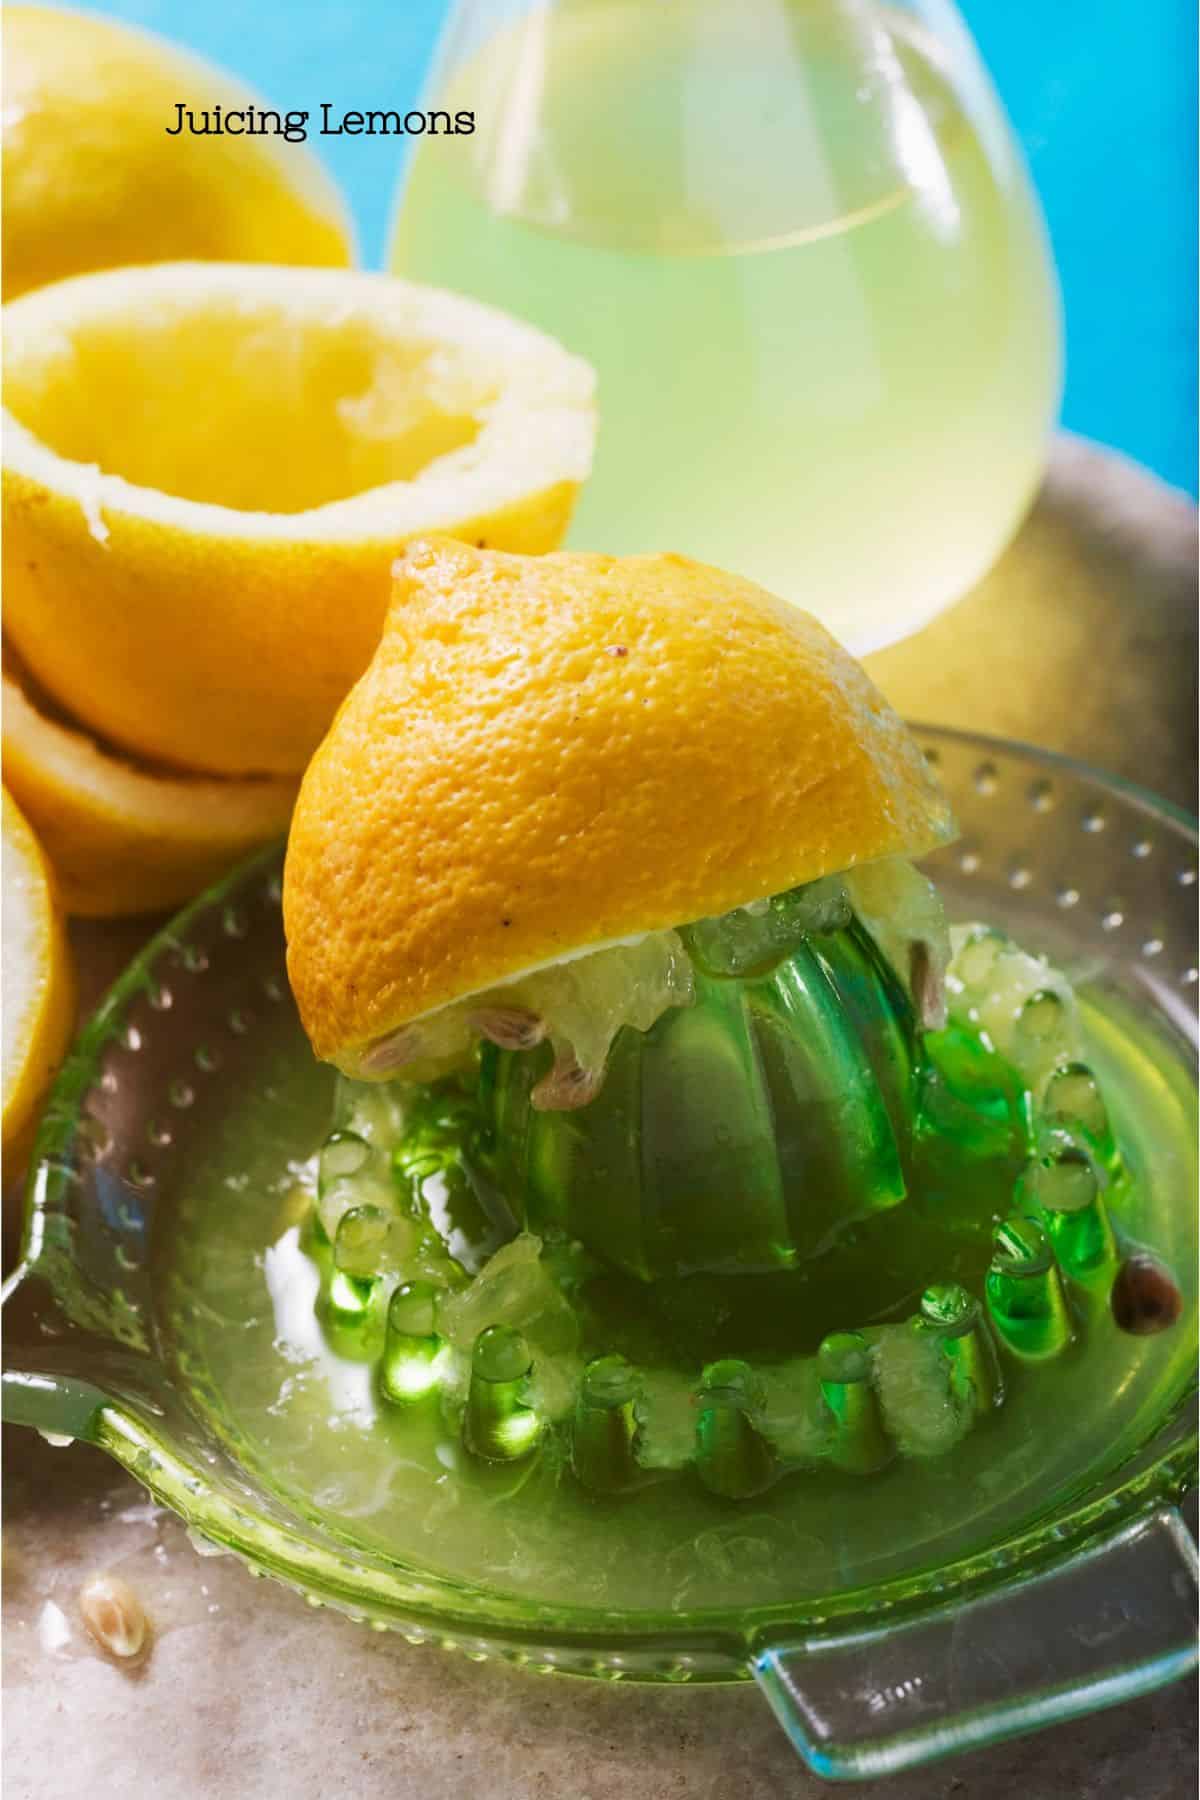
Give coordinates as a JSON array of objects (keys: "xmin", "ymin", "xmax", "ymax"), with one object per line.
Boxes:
[{"xmin": 3, "ymin": 727, "xmax": 1197, "ymax": 1779}]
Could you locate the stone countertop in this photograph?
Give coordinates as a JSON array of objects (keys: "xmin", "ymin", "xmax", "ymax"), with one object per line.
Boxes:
[{"xmin": 4, "ymin": 438, "xmax": 1197, "ymax": 1798}]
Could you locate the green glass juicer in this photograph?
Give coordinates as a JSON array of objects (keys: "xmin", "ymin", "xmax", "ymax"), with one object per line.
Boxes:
[{"xmin": 3, "ymin": 727, "xmax": 1197, "ymax": 1780}]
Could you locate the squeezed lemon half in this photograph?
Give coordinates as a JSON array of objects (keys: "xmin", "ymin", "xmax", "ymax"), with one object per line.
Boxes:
[
  {"xmin": 2, "ymin": 656, "xmax": 298, "ymax": 918},
  {"xmin": 3, "ymin": 263, "xmax": 596, "ymax": 775}
]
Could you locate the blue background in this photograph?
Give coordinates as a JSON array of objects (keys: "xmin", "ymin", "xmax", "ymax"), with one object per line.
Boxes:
[{"xmin": 72, "ymin": 0, "xmax": 1198, "ymax": 495}]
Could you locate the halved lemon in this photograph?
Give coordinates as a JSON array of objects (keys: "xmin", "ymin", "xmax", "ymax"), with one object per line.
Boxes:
[
  {"xmin": 3, "ymin": 4, "xmax": 354, "ymax": 299},
  {"xmin": 3, "ymin": 655, "xmax": 297, "ymax": 918},
  {"xmin": 3, "ymin": 787, "xmax": 74, "ymax": 1160},
  {"xmin": 284, "ymin": 540, "xmax": 955, "ymax": 1070},
  {"xmin": 3, "ymin": 263, "xmax": 596, "ymax": 775}
]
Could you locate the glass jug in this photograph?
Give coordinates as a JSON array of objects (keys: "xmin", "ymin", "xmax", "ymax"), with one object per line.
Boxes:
[{"xmin": 389, "ymin": 0, "xmax": 1061, "ymax": 651}]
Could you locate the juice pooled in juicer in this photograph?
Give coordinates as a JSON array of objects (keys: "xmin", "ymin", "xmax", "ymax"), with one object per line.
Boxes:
[{"xmin": 282, "ymin": 539, "xmax": 1184, "ymax": 1514}]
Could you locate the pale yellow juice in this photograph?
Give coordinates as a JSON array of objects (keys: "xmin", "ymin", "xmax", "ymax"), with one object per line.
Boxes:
[{"xmin": 390, "ymin": 0, "xmax": 1060, "ymax": 650}]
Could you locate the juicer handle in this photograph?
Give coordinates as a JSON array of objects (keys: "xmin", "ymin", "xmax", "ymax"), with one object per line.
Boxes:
[
  {"xmin": 752, "ymin": 1507, "xmax": 1198, "ymax": 1782},
  {"xmin": 1, "ymin": 1257, "xmax": 161, "ymax": 1443}
]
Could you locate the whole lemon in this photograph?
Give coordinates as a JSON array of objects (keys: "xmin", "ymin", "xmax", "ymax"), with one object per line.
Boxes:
[{"xmin": 2, "ymin": 4, "xmax": 354, "ymax": 298}]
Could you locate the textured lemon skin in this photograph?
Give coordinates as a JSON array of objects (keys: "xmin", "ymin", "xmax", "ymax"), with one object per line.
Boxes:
[
  {"xmin": 284, "ymin": 540, "xmax": 956, "ymax": 1064},
  {"xmin": 2, "ymin": 5, "xmax": 353, "ymax": 299},
  {"xmin": 2, "ymin": 788, "xmax": 74, "ymax": 1161},
  {"xmin": 2, "ymin": 665, "xmax": 297, "ymax": 918},
  {"xmin": 2, "ymin": 264, "xmax": 595, "ymax": 775}
]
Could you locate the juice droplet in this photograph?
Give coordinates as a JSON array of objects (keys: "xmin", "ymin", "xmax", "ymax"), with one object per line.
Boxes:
[
  {"xmin": 1022, "ymin": 1147, "xmax": 1097, "ymax": 1214},
  {"xmin": 1042, "ymin": 1062, "xmax": 1117, "ymax": 1164},
  {"xmin": 816, "ymin": 1333, "xmax": 892, "ymax": 1475},
  {"xmin": 1019, "ymin": 1148, "xmax": 1117, "ymax": 1278},
  {"xmin": 319, "ymin": 1129, "xmax": 371, "ymax": 1190},
  {"xmin": 389, "ymin": 1279, "xmax": 440, "ymax": 1339},
  {"xmin": 990, "ymin": 1214, "xmax": 1054, "ymax": 1275},
  {"xmin": 986, "ymin": 1216, "xmax": 1073, "ymax": 1358},
  {"xmin": 573, "ymin": 1354, "xmax": 641, "ymax": 1494},
  {"xmin": 696, "ymin": 1359, "xmax": 775, "ymax": 1497},
  {"xmin": 918, "ymin": 1285, "xmax": 1000, "ymax": 1412},
  {"xmin": 472, "ymin": 1322, "xmax": 532, "ymax": 1384},
  {"xmin": 1012, "ymin": 988, "xmax": 1071, "ymax": 1087},
  {"xmin": 334, "ymin": 1204, "xmax": 389, "ymax": 1277},
  {"xmin": 919, "ymin": 1283, "xmax": 977, "ymax": 1337},
  {"xmin": 381, "ymin": 1281, "xmax": 445, "ymax": 1405},
  {"xmin": 464, "ymin": 1325, "xmax": 541, "ymax": 1460}
]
